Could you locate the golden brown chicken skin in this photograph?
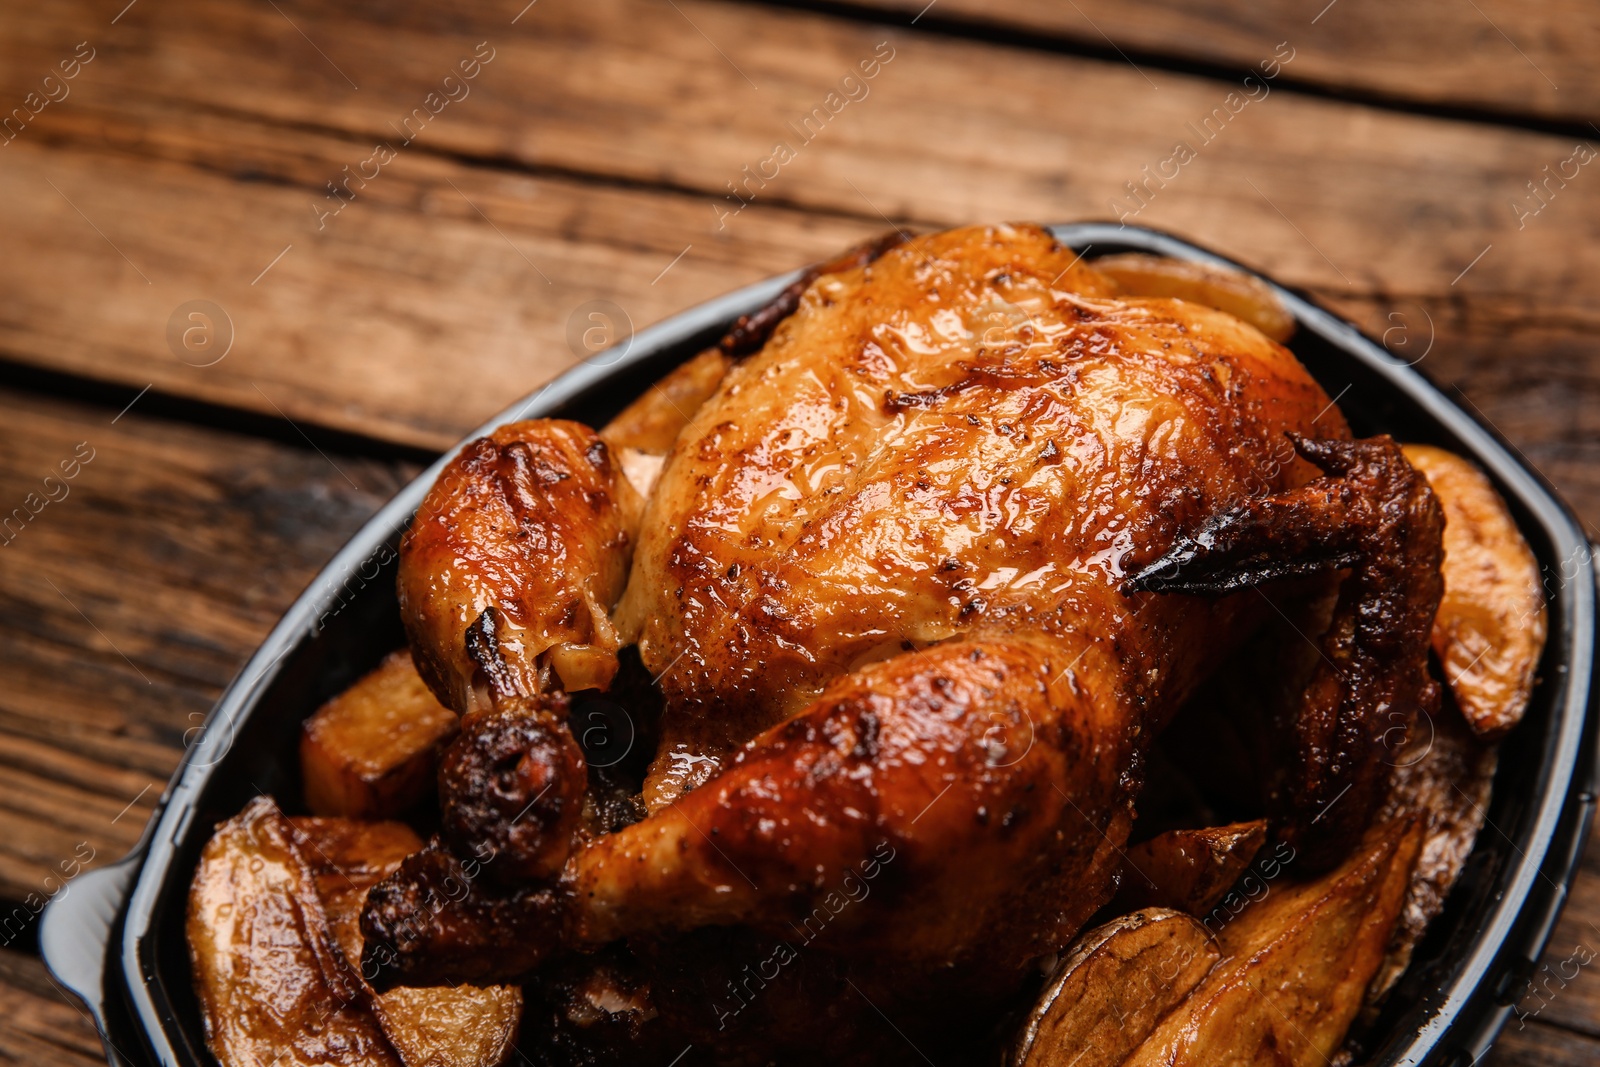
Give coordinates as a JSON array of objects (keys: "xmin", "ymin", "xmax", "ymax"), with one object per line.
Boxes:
[
  {"xmin": 575, "ymin": 634, "xmax": 1127, "ymax": 969},
  {"xmin": 366, "ymin": 225, "xmax": 1444, "ymax": 1049},
  {"xmin": 615, "ymin": 222, "xmax": 1338, "ymax": 802},
  {"xmin": 399, "ymin": 419, "xmax": 641, "ymax": 713}
]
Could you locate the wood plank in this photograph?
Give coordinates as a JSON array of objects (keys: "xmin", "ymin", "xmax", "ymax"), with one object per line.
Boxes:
[
  {"xmin": 0, "ymin": 384, "xmax": 417, "ymax": 904},
  {"xmin": 848, "ymin": 0, "xmax": 1598, "ymax": 127},
  {"xmin": 0, "ymin": 0, "xmax": 1598, "ymax": 464},
  {"xmin": 0, "ymin": 108, "xmax": 873, "ymax": 451},
  {"xmin": 1485, "ymin": 1016, "xmax": 1600, "ymax": 1067},
  {"xmin": 0, "ymin": 949, "xmax": 107, "ymax": 1067},
  {"xmin": 1317, "ymin": 297, "xmax": 1600, "ymax": 537},
  {"xmin": 1503, "ymin": 823, "xmax": 1600, "ymax": 1040},
  {"xmin": 0, "ymin": 6, "xmax": 1595, "ymax": 1063}
]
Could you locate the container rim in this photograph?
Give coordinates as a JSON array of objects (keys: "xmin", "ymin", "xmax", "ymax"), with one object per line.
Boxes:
[{"xmin": 42, "ymin": 221, "xmax": 1598, "ymax": 1067}]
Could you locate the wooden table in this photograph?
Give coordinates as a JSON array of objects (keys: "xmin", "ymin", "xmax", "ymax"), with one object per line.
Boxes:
[{"xmin": 1, "ymin": 1, "xmax": 1596, "ymax": 1063}]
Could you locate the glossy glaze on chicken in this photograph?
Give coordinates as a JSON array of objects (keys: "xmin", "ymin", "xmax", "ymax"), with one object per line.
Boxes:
[{"xmin": 366, "ymin": 223, "xmax": 1451, "ymax": 1060}]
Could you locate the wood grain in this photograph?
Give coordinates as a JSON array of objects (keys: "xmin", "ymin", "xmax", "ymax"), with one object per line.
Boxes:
[
  {"xmin": 0, "ymin": 112, "xmax": 873, "ymax": 451},
  {"xmin": 0, "ymin": 385, "xmax": 415, "ymax": 906},
  {"xmin": 1486, "ymin": 1013, "xmax": 1600, "ymax": 1067},
  {"xmin": 0, "ymin": 0, "xmax": 1597, "ymax": 459},
  {"xmin": 0, "ymin": 948, "xmax": 107, "ymax": 1067},
  {"xmin": 1506, "ymin": 828, "xmax": 1600, "ymax": 1040},
  {"xmin": 0, "ymin": 2, "xmax": 1593, "ymax": 1063},
  {"xmin": 1320, "ymin": 297, "xmax": 1600, "ymax": 536},
  {"xmin": 849, "ymin": 0, "xmax": 1598, "ymax": 127}
]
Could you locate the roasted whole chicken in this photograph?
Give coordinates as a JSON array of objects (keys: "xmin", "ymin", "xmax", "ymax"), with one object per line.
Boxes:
[
  {"xmin": 336, "ymin": 223, "xmax": 1465, "ymax": 1062},
  {"xmin": 176, "ymin": 222, "xmax": 1553, "ymax": 1067}
]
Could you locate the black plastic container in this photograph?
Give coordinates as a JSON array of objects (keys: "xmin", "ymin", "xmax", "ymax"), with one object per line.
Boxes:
[{"xmin": 42, "ymin": 224, "xmax": 1598, "ymax": 1066}]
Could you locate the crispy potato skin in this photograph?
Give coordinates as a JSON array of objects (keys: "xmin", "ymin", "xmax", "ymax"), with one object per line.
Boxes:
[
  {"xmin": 1402, "ymin": 444, "xmax": 1547, "ymax": 739},
  {"xmin": 1093, "ymin": 252, "xmax": 1296, "ymax": 343},
  {"xmin": 399, "ymin": 420, "xmax": 641, "ymax": 711},
  {"xmin": 1014, "ymin": 908, "xmax": 1221, "ymax": 1067},
  {"xmin": 600, "ymin": 347, "xmax": 732, "ymax": 457},
  {"xmin": 1123, "ymin": 820, "xmax": 1422, "ymax": 1067},
  {"xmin": 186, "ymin": 799, "xmax": 522, "ymax": 1067},
  {"xmin": 373, "ymin": 985, "xmax": 523, "ymax": 1067},
  {"xmin": 1113, "ymin": 820, "xmax": 1267, "ymax": 916},
  {"xmin": 187, "ymin": 797, "xmax": 399, "ymax": 1067},
  {"xmin": 1366, "ymin": 701, "xmax": 1496, "ymax": 1006},
  {"xmin": 300, "ymin": 650, "xmax": 458, "ymax": 818},
  {"xmin": 290, "ymin": 817, "xmax": 523, "ymax": 1067}
]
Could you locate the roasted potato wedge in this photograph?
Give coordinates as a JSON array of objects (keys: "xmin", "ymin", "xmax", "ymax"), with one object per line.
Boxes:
[
  {"xmin": 1113, "ymin": 820, "xmax": 1267, "ymax": 916},
  {"xmin": 600, "ymin": 346, "xmax": 731, "ymax": 455},
  {"xmin": 1122, "ymin": 819, "xmax": 1422, "ymax": 1067},
  {"xmin": 291, "ymin": 817, "xmax": 524, "ymax": 1067},
  {"xmin": 301, "ymin": 650, "xmax": 458, "ymax": 818},
  {"xmin": 371, "ymin": 986, "xmax": 523, "ymax": 1067},
  {"xmin": 601, "ymin": 347, "xmax": 733, "ymax": 498},
  {"xmin": 1365, "ymin": 702, "xmax": 1496, "ymax": 1006},
  {"xmin": 187, "ymin": 799, "xmax": 522, "ymax": 1067},
  {"xmin": 1091, "ymin": 252, "xmax": 1296, "ymax": 342},
  {"xmin": 1013, "ymin": 908, "xmax": 1220, "ymax": 1067},
  {"xmin": 1401, "ymin": 444, "xmax": 1546, "ymax": 739},
  {"xmin": 288, "ymin": 816, "xmax": 426, "ymax": 964},
  {"xmin": 188, "ymin": 797, "xmax": 399, "ymax": 1067}
]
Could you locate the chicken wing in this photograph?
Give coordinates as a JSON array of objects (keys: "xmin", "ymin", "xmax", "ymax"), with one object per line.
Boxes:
[{"xmin": 398, "ymin": 419, "xmax": 641, "ymax": 713}]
